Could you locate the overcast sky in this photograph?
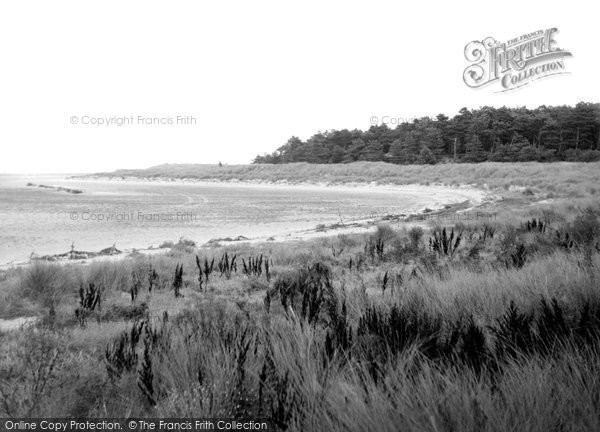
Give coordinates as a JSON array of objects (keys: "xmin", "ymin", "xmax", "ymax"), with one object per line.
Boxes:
[{"xmin": 0, "ymin": 0, "xmax": 598, "ymax": 173}]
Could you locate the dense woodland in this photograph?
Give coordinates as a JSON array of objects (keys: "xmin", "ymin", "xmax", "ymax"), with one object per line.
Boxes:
[{"xmin": 254, "ymin": 103, "xmax": 600, "ymax": 164}]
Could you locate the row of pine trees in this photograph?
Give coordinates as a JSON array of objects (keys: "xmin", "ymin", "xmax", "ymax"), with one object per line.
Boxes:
[{"xmin": 254, "ymin": 103, "xmax": 600, "ymax": 164}]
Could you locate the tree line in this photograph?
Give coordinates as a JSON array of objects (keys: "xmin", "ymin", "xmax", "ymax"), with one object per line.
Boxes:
[{"xmin": 253, "ymin": 102, "xmax": 600, "ymax": 164}]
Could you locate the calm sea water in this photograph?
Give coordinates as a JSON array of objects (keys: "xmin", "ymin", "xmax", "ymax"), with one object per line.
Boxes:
[{"xmin": 0, "ymin": 174, "xmax": 453, "ymax": 264}]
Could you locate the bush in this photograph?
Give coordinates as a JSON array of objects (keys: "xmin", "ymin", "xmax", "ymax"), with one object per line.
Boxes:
[
  {"xmin": 417, "ymin": 146, "xmax": 436, "ymax": 165},
  {"xmin": 0, "ymin": 329, "xmax": 69, "ymax": 416},
  {"xmin": 20, "ymin": 263, "xmax": 76, "ymax": 309},
  {"xmin": 374, "ymin": 224, "xmax": 397, "ymax": 242},
  {"xmin": 569, "ymin": 210, "xmax": 600, "ymax": 247},
  {"xmin": 408, "ymin": 227, "xmax": 424, "ymax": 249},
  {"xmin": 564, "ymin": 149, "xmax": 600, "ymax": 162}
]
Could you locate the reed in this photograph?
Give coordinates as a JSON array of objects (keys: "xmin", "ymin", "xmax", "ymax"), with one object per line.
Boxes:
[{"xmin": 172, "ymin": 264, "xmax": 184, "ymax": 298}]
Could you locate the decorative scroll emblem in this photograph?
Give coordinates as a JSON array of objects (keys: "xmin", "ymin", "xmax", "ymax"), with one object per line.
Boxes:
[{"xmin": 463, "ymin": 28, "xmax": 572, "ymax": 92}]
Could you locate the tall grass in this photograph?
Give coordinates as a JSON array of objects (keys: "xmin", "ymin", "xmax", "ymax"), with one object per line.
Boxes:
[{"xmin": 1, "ymin": 205, "xmax": 599, "ymax": 430}]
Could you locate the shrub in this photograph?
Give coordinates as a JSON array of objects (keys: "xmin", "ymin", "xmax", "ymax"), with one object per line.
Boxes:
[
  {"xmin": 74, "ymin": 283, "xmax": 101, "ymax": 327},
  {"xmin": 417, "ymin": 146, "xmax": 437, "ymax": 164},
  {"xmin": 569, "ymin": 210, "xmax": 600, "ymax": 247},
  {"xmin": 375, "ymin": 224, "xmax": 397, "ymax": 242},
  {"xmin": 172, "ymin": 264, "xmax": 184, "ymax": 298},
  {"xmin": 429, "ymin": 227, "xmax": 461, "ymax": 258},
  {"xmin": 408, "ymin": 226, "xmax": 424, "ymax": 250},
  {"xmin": 510, "ymin": 243, "xmax": 527, "ymax": 269},
  {"xmin": 270, "ymin": 262, "xmax": 334, "ymax": 325},
  {"xmin": 0, "ymin": 329, "xmax": 68, "ymax": 416},
  {"xmin": 490, "ymin": 301, "xmax": 534, "ymax": 359},
  {"xmin": 20, "ymin": 263, "xmax": 76, "ymax": 310}
]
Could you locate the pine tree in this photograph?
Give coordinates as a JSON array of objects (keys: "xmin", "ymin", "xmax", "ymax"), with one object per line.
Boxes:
[
  {"xmin": 389, "ymin": 132, "xmax": 419, "ymax": 164},
  {"xmin": 360, "ymin": 140, "xmax": 384, "ymax": 161},
  {"xmin": 463, "ymin": 134, "xmax": 486, "ymax": 162},
  {"xmin": 346, "ymin": 138, "xmax": 366, "ymax": 162},
  {"xmin": 417, "ymin": 146, "xmax": 436, "ymax": 164}
]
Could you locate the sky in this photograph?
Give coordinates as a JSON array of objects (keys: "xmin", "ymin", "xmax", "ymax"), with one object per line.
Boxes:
[{"xmin": 0, "ymin": 0, "xmax": 598, "ymax": 173}]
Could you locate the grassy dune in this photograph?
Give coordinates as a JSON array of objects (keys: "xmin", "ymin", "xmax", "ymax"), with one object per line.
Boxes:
[
  {"xmin": 94, "ymin": 161, "xmax": 600, "ymax": 198},
  {"xmin": 1, "ymin": 164, "xmax": 600, "ymax": 430}
]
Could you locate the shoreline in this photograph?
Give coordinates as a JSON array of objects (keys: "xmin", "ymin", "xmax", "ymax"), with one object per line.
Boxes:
[
  {"xmin": 70, "ymin": 173, "xmax": 493, "ymax": 195},
  {"xmin": 0, "ymin": 176, "xmax": 495, "ymax": 270},
  {"xmin": 0, "ymin": 204, "xmax": 492, "ymax": 271}
]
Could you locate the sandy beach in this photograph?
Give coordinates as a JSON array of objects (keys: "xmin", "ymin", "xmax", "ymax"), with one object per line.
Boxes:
[{"xmin": 0, "ymin": 176, "xmax": 491, "ymax": 270}]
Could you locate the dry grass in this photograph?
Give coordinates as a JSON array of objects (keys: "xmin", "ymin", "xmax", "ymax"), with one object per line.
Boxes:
[
  {"xmin": 1, "ymin": 180, "xmax": 600, "ymax": 429},
  {"xmin": 93, "ymin": 161, "xmax": 600, "ymax": 198}
]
